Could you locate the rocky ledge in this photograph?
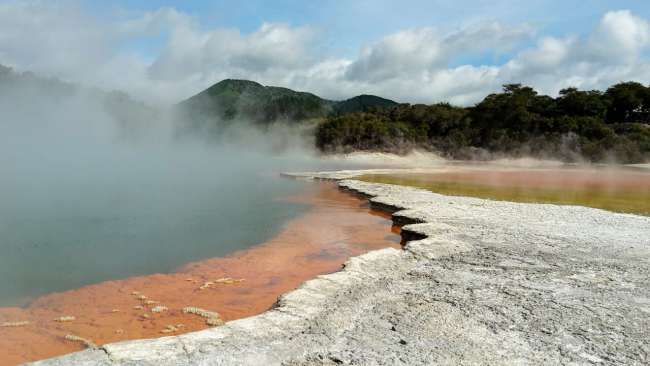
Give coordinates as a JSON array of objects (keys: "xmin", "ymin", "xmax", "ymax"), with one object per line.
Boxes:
[{"xmin": 29, "ymin": 171, "xmax": 649, "ymax": 365}]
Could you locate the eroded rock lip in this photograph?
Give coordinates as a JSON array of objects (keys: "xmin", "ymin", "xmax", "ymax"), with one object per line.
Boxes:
[{"xmin": 29, "ymin": 171, "xmax": 650, "ymax": 366}]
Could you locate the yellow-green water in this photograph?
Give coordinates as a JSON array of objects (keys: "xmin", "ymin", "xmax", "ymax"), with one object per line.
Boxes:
[{"xmin": 359, "ymin": 168, "xmax": 650, "ymax": 216}]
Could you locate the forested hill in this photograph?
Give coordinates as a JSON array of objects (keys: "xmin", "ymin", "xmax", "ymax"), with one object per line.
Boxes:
[
  {"xmin": 176, "ymin": 79, "xmax": 398, "ymax": 124},
  {"xmin": 331, "ymin": 94, "xmax": 399, "ymax": 115},
  {"xmin": 316, "ymin": 83, "xmax": 650, "ymax": 163}
]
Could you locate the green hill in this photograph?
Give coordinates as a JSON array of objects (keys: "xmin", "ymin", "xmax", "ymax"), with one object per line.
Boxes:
[
  {"xmin": 178, "ymin": 79, "xmax": 333, "ymax": 123},
  {"xmin": 332, "ymin": 94, "xmax": 399, "ymax": 115},
  {"xmin": 176, "ymin": 79, "xmax": 397, "ymax": 125}
]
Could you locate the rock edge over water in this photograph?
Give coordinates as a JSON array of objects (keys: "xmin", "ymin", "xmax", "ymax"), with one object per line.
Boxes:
[{"xmin": 29, "ymin": 171, "xmax": 650, "ymax": 365}]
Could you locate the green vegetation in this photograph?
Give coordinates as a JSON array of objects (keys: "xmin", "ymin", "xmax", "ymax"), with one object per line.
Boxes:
[
  {"xmin": 331, "ymin": 94, "xmax": 398, "ymax": 115},
  {"xmin": 175, "ymin": 79, "xmax": 398, "ymax": 134},
  {"xmin": 317, "ymin": 83, "xmax": 650, "ymax": 163},
  {"xmin": 359, "ymin": 172, "xmax": 650, "ymax": 216},
  {"xmin": 179, "ymin": 79, "xmax": 332, "ymax": 123}
]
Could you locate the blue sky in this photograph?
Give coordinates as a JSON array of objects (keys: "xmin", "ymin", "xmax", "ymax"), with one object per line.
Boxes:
[
  {"xmin": 80, "ymin": 1, "xmax": 634, "ymax": 54},
  {"xmin": 87, "ymin": 0, "xmax": 650, "ymax": 54},
  {"xmin": 2, "ymin": 1, "xmax": 650, "ymax": 104}
]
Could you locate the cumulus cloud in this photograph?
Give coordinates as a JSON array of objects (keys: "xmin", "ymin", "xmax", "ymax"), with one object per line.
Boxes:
[
  {"xmin": 116, "ymin": 7, "xmax": 192, "ymax": 38},
  {"xmin": 148, "ymin": 22, "xmax": 316, "ymax": 81},
  {"xmin": 589, "ymin": 10, "xmax": 650, "ymax": 62},
  {"xmin": 344, "ymin": 29, "xmax": 445, "ymax": 82},
  {"xmin": 345, "ymin": 22, "xmax": 532, "ymax": 83},
  {"xmin": 1, "ymin": 2, "xmax": 650, "ymax": 106},
  {"xmin": 336, "ymin": 9, "xmax": 650, "ymax": 103},
  {"xmin": 498, "ymin": 9, "xmax": 650, "ymax": 95}
]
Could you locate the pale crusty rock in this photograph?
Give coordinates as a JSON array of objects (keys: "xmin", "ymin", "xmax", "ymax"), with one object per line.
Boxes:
[{"xmin": 27, "ymin": 170, "xmax": 650, "ymax": 366}]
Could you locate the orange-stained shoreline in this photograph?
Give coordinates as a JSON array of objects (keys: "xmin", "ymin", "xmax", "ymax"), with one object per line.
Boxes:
[{"xmin": 0, "ymin": 182, "xmax": 401, "ymax": 365}]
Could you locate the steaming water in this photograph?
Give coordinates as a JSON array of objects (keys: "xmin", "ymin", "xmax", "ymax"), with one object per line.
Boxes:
[
  {"xmin": 0, "ymin": 145, "xmax": 353, "ymax": 307},
  {"xmin": 0, "ymin": 89, "xmax": 360, "ymax": 307}
]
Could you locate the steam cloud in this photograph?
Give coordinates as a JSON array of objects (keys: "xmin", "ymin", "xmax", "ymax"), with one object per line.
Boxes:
[{"xmin": 0, "ymin": 72, "xmax": 355, "ymax": 306}]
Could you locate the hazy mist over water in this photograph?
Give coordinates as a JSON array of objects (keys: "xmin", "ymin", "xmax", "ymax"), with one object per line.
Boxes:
[{"xmin": 0, "ymin": 84, "xmax": 354, "ymax": 307}]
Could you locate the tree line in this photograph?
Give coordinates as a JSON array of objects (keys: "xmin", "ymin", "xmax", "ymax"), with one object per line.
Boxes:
[{"xmin": 315, "ymin": 82, "xmax": 650, "ymax": 163}]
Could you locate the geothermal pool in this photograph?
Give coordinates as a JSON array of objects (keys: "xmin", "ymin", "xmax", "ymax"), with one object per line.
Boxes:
[
  {"xmin": 360, "ymin": 165, "xmax": 650, "ymax": 216},
  {"xmin": 0, "ymin": 180, "xmax": 401, "ymax": 365},
  {"xmin": 0, "ymin": 157, "xmax": 309, "ymax": 307}
]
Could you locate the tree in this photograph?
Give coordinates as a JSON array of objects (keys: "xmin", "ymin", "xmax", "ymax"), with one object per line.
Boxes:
[
  {"xmin": 469, "ymin": 84, "xmax": 539, "ymax": 144},
  {"xmin": 604, "ymin": 82, "xmax": 650, "ymax": 123},
  {"xmin": 556, "ymin": 88, "xmax": 607, "ymax": 118}
]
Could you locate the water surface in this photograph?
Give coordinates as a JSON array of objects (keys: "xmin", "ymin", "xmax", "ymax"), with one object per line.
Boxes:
[
  {"xmin": 360, "ymin": 166, "xmax": 650, "ymax": 215},
  {"xmin": 0, "ymin": 141, "xmax": 361, "ymax": 307},
  {"xmin": 0, "ymin": 182, "xmax": 401, "ymax": 365}
]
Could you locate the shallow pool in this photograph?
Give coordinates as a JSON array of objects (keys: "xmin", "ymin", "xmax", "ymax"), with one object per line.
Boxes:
[{"xmin": 360, "ymin": 166, "xmax": 650, "ymax": 216}]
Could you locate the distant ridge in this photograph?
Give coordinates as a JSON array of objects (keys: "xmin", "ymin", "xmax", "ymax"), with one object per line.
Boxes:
[
  {"xmin": 332, "ymin": 94, "xmax": 399, "ymax": 115},
  {"xmin": 177, "ymin": 79, "xmax": 398, "ymax": 124}
]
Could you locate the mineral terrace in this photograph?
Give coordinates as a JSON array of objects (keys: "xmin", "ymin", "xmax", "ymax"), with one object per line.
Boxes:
[{"xmin": 29, "ymin": 170, "xmax": 650, "ymax": 365}]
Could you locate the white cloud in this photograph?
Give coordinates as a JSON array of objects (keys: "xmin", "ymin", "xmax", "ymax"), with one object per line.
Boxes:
[
  {"xmin": 344, "ymin": 29, "xmax": 444, "ymax": 82},
  {"xmin": 1, "ymin": 3, "xmax": 650, "ymax": 106},
  {"xmin": 589, "ymin": 10, "xmax": 650, "ymax": 62},
  {"xmin": 344, "ymin": 22, "xmax": 532, "ymax": 83},
  {"xmin": 116, "ymin": 7, "xmax": 192, "ymax": 38},
  {"xmin": 148, "ymin": 22, "xmax": 316, "ymax": 82},
  {"xmin": 496, "ymin": 9, "xmax": 650, "ymax": 95},
  {"xmin": 333, "ymin": 10, "xmax": 650, "ymax": 104}
]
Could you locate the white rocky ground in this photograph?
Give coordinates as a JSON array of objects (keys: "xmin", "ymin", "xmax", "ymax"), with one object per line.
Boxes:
[
  {"xmin": 626, "ymin": 163, "xmax": 650, "ymax": 171},
  {"xmin": 29, "ymin": 171, "xmax": 649, "ymax": 366},
  {"xmin": 322, "ymin": 150, "xmax": 446, "ymax": 167}
]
